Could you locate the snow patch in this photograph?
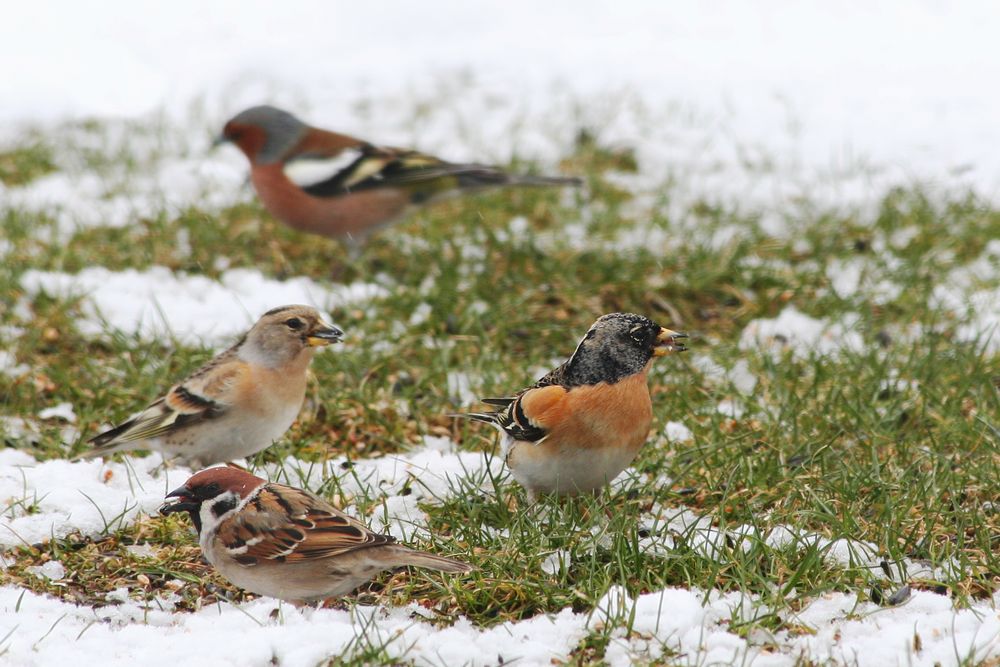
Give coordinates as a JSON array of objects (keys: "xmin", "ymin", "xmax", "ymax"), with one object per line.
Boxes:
[
  {"xmin": 20, "ymin": 267, "xmax": 386, "ymax": 346},
  {"xmin": 25, "ymin": 560, "xmax": 65, "ymax": 581},
  {"xmin": 715, "ymin": 399, "xmax": 745, "ymax": 419},
  {"xmin": 663, "ymin": 421, "xmax": 693, "ymax": 443},
  {"xmin": 0, "ymin": 350, "xmax": 29, "ymax": 378},
  {"xmin": 38, "ymin": 402, "xmax": 76, "ymax": 423},
  {"xmin": 446, "ymin": 371, "xmax": 480, "ymax": 407},
  {"xmin": 540, "ymin": 550, "xmax": 571, "ymax": 576},
  {"xmin": 740, "ymin": 306, "xmax": 865, "ymax": 359}
]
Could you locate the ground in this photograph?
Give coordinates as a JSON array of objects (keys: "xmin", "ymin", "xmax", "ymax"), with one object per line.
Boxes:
[{"xmin": 2, "ymin": 4, "xmax": 1000, "ymax": 666}]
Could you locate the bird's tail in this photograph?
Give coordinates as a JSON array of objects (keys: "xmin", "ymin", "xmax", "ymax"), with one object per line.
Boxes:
[
  {"xmin": 72, "ymin": 420, "xmax": 136, "ymax": 460},
  {"xmin": 455, "ymin": 168, "xmax": 582, "ymax": 190},
  {"xmin": 452, "ymin": 411, "xmax": 497, "ymax": 424},
  {"xmin": 503, "ymin": 173, "xmax": 583, "ymax": 188},
  {"xmin": 389, "ymin": 546, "xmax": 474, "ymax": 574}
]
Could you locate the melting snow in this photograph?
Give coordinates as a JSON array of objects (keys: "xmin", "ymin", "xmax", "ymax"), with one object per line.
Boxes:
[
  {"xmin": 663, "ymin": 421, "xmax": 693, "ymax": 443},
  {"xmin": 740, "ymin": 306, "xmax": 865, "ymax": 360},
  {"xmin": 37, "ymin": 402, "xmax": 77, "ymax": 423},
  {"xmin": 19, "ymin": 267, "xmax": 387, "ymax": 346}
]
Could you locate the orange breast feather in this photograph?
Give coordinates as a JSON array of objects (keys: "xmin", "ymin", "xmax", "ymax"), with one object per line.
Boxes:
[{"xmin": 520, "ymin": 372, "xmax": 652, "ymax": 450}]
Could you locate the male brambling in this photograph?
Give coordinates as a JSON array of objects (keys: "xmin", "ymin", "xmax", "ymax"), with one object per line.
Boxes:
[
  {"xmin": 216, "ymin": 105, "xmax": 581, "ymax": 248},
  {"xmin": 83, "ymin": 305, "xmax": 342, "ymax": 467},
  {"xmin": 160, "ymin": 466, "xmax": 472, "ymax": 604},
  {"xmin": 466, "ymin": 313, "xmax": 687, "ymax": 499}
]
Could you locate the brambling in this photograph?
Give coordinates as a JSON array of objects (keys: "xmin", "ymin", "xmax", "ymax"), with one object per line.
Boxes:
[
  {"xmin": 160, "ymin": 466, "xmax": 473, "ymax": 604},
  {"xmin": 466, "ymin": 313, "xmax": 687, "ymax": 499},
  {"xmin": 83, "ymin": 305, "xmax": 342, "ymax": 467},
  {"xmin": 216, "ymin": 105, "xmax": 581, "ymax": 248}
]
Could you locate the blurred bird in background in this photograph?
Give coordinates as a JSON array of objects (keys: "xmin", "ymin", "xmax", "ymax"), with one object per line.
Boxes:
[{"xmin": 217, "ymin": 105, "xmax": 582, "ymax": 253}]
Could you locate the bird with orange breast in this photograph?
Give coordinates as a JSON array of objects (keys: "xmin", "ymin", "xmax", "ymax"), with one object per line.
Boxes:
[
  {"xmin": 216, "ymin": 105, "xmax": 581, "ymax": 250},
  {"xmin": 466, "ymin": 313, "xmax": 688, "ymax": 499}
]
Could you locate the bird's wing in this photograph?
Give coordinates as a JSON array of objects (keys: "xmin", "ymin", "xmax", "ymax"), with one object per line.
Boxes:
[
  {"xmin": 468, "ymin": 383, "xmax": 568, "ymax": 444},
  {"xmin": 217, "ymin": 484, "xmax": 392, "ymax": 566},
  {"xmin": 283, "ymin": 148, "xmax": 369, "ymax": 188},
  {"xmin": 87, "ymin": 355, "xmax": 244, "ymax": 450},
  {"xmin": 299, "ymin": 145, "xmax": 512, "ymax": 198}
]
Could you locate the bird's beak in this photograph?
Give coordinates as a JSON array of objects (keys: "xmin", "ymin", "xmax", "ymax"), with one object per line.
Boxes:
[
  {"xmin": 211, "ymin": 134, "xmax": 229, "ymax": 149},
  {"xmin": 653, "ymin": 328, "xmax": 688, "ymax": 356},
  {"xmin": 307, "ymin": 323, "xmax": 344, "ymax": 347},
  {"xmin": 159, "ymin": 485, "xmax": 198, "ymax": 515}
]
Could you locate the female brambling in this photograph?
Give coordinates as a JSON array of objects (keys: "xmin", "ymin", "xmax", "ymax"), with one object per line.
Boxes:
[
  {"xmin": 216, "ymin": 105, "xmax": 581, "ymax": 248},
  {"xmin": 467, "ymin": 313, "xmax": 687, "ymax": 499},
  {"xmin": 160, "ymin": 466, "xmax": 472, "ymax": 604},
  {"xmin": 83, "ymin": 305, "xmax": 342, "ymax": 467}
]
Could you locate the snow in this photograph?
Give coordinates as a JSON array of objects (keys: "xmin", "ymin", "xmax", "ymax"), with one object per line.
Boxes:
[
  {"xmin": 716, "ymin": 399, "xmax": 746, "ymax": 419},
  {"xmin": 0, "ymin": 588, "xmax": 589, "ymax": 667},
  {"xmin": 0, "ymin": 450, "xmax": 180, "ymax": 549},
  {"xmin": 931, "ymin": 242, "xmax": 1000, "ymax": 353},
  {"xmin": 19, "ymin": 267, "xmax": 387, "ymax": 346},
  {"xmin": 0, "ymin": 350, "xmax": 29, "ymax": 378},
  {"xmin": 25, "ymin": 561, "xmax": 65, "ymax": 581},
  {"xmin": 728, "ymin": 359, "xmax": 758, "ymax": 394},
  {"xmin": 408, "ymin": 302, "xmax": 433, "ymax": 328},
  {"xmin": 2, "ymin": 151, "xmax": 245, "ymax": 239},
  {"xmin": 593, "ymin": 586, "xmax": 1000, "ymax": 667},
  {"xmin": 740, "ymin": 306, "xmax": 866, "ymax": 360},
  {"xmin": 0, "ymin": 441, "xmax": 495, "ymax": 550},
  {"xmin": 37, "ymin": 403, "xmax": 77, "ymax": 423},
  {"xmin": 663, "ymin": 421, "xmax": 693, "ymax": 443},
  {"xmin": 2, "ymin": 573, "xmax": 997, "ymax": 666},
  {"xmin": 827, "ymin": 257, "xmax": 903, "ymax": 305},
  {"xmin": 0, "ymin": 417, "xmax": 42, "ymax": 446},
  {"xmin": 446, "ymin": 371, "xmax": 480, "ymax": 407},
  {"xmin": 1, "ymin": 442, "xmax": 994, "ymax": 665}
]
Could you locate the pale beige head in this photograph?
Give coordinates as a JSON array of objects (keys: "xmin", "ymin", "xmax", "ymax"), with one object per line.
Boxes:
[{"xmin": 238, "ymin": 305, "xmax": 342, "ymax": 367}]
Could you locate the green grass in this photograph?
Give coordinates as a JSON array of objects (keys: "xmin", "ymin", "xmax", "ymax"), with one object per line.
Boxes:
[
  {"xmin": 0, "ymin": 139, "xmax": 56, "ymax": 186},
  {"xmin": 2, "ymin": 116, "xmax": 1000, "ymax": 665}
]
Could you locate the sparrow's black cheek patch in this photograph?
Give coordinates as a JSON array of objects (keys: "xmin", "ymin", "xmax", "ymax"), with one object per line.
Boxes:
[{"xmin": 211, "ymin": 497, "xmax": 238, "ymax": 518}]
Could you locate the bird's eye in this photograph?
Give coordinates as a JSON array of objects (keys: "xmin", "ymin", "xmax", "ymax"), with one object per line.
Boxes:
[
  {"xmin": 629, "ymin": 325, "xmax": 646, "ymax": 343},
  {"xmin": 285, "ymin": 317, "xmax": 305, "ymax": 330}
]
